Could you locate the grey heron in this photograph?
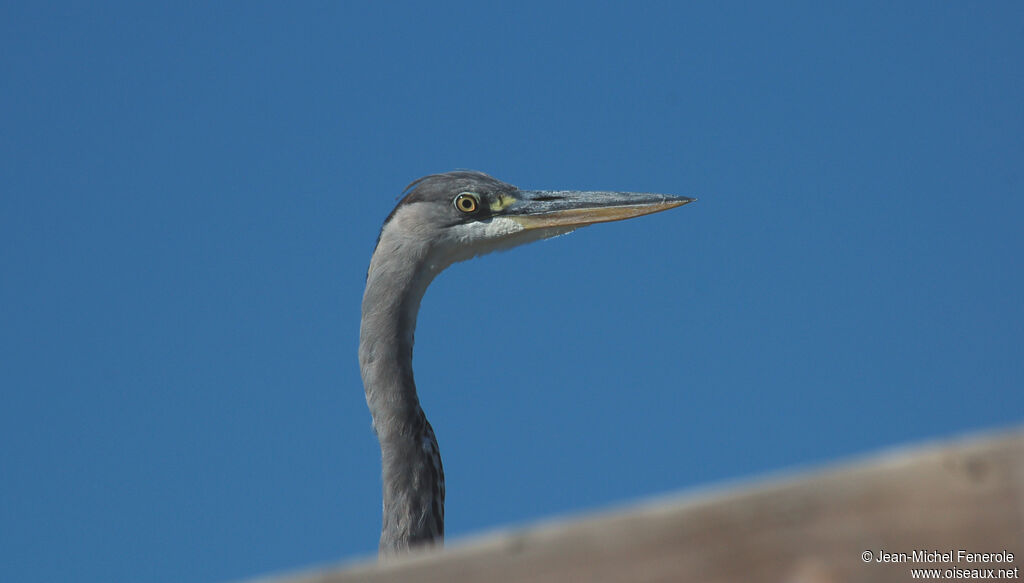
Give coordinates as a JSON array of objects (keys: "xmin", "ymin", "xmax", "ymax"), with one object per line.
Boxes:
[{"xmin": 360, "ymin": 171, "xmax": 694, "ymax": 554}]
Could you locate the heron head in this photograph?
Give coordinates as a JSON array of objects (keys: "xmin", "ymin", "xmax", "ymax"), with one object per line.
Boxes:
[{"xmin": 374, "ymin": 171, "xmax": 694, "ymax": 272}]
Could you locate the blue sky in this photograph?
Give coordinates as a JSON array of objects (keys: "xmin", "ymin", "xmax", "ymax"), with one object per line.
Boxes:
[{"xmin": 2, "ymin": 2, "xmax": 1022, "ymax": 582}]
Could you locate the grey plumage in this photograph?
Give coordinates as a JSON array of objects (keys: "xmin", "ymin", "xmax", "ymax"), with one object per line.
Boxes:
[{"xmin": 360, "ymin": 171, "xmax": 693, "ymax": 554}]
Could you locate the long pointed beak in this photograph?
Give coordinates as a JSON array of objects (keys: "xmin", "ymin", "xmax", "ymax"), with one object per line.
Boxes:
[{"xmin": 502, "ymin": 189, "xmax": 695, "ymax": 230}]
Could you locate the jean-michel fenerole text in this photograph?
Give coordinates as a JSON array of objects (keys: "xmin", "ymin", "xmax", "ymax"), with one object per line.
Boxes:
[{"xmin": 874, "ymin": 550, "xmax": 1014, "ymax": 564}]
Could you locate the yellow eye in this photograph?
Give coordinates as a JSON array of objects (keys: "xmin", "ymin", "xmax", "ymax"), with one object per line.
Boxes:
[{"xmin": 454, "ymin": 193, "xmax": 479, "ymax": 213}]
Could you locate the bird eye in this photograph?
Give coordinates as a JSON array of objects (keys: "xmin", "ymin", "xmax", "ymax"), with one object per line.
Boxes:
[{"xmin": 454, "ymin": 193, "xmax": 479, "ymax": 213}]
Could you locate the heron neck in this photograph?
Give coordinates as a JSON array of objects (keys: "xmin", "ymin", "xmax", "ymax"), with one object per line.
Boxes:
[
  {"xmin": 359, "ymin": 238, "xmax": 437, "ymax": 430},
  {"xmin": 359, "ymin": 232, "xmax": 446, "ymax": 553}
]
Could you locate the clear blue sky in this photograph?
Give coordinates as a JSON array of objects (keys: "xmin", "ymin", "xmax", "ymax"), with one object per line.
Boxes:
[{"xmin": 2, "ymin": 2, "xmax": 1022, "ymax": 582}]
